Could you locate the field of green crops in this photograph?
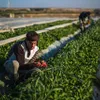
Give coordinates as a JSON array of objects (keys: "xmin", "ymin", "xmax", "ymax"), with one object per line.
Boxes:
[
  {"xmin": 0, "ymin": 20, "xmax": 100, "ymax": 99},
  {"xmin": 0, "ymin": 20, "xmax": 72, "ymax": 40},
  {"xmin": 0, "ymin": 24, "xmax": 78, "ymax": 71}
]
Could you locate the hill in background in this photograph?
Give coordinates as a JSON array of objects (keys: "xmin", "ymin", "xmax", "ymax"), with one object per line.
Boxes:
[{"xmin": 0, "ymin": 8, "xmax": 99, "ymax": 18}]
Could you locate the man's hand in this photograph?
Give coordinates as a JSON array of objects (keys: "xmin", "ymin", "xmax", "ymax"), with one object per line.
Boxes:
[
  {"xmin": 34, "ymin": 61, "xmax": 42, "ymax": 67},
  {"xmin": 41, "ymin": 60, "xmax": 47, "ymax": 67},
  {"xmin": 34, "ymin": 60, "xmax": 47, "ymax": 68}
]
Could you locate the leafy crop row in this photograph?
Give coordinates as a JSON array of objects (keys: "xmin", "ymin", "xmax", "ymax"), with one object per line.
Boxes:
[
  {"xmin": 0, "ymin": 20, "xmax": 99, "ymax": 100},
  {"xmin": 0, "ymin": 25, "xmax": 78, "ymax": 71},
  {"xmin": 0, "ymin": 20, "xmax": 72, "ymax": 40}
]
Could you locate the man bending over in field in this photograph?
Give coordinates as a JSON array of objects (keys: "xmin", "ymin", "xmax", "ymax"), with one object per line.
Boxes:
[
  {"xmin": 4, "ymin": 31, "xmax": 47, "ymax": 82},
  {"xmin": 79, "ymin": 11, "xmax": 91, "ymax": 32}
]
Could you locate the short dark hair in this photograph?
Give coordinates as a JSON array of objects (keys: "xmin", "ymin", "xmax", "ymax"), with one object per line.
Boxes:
[
  {"xmin": 87, "ymin": 12, "xmax": 91, "ymax": 15},
  {"xmin": 26, "ymin": 31, "xmax": 39, "ymax": 41}
]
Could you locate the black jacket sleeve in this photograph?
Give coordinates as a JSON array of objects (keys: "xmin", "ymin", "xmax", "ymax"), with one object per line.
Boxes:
[{"xmin": 14, "ymin": 44, "xmax": 25, "ymax": 66}]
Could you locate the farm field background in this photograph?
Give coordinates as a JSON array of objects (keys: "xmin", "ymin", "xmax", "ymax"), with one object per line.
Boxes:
[
  {"xmin": 0, "ymin": 17, "xmax": 100, "ymax": 100},
  {"xmin": 0, "ymin": 19, "xmax": 78, "ymax": 71}
]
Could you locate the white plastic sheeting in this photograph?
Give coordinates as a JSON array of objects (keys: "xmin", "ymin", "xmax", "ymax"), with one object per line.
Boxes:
[
  {"xmin": 0, "ymin": 21, "xmax": 78, "ymax": 46},
  {"xmin": 40, "ymin": 29, "xmax": 81, "ymax": 60},
  {"xmin": 0, "ymin": 18, "xmax": 77, "ymax": 32},
  {"xmin": 40, "ymin": 24, "xmax": 91, "ymax": 60}
]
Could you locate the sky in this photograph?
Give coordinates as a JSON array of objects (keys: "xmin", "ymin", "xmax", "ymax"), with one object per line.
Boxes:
[{"xmin": 0, "ymin": 0, "xmax": 100, "ymax": 9}]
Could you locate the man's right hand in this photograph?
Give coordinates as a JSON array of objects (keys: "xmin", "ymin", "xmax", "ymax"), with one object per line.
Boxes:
[
  {"xmin": 34, "ymin": 60, "xmax": 47, "ymax": 68},
  {"xmin": 41, "ymin": 60, "xmax": 47, "ymax": 67},
  {"xmin": 34, "ymin": 61, "xmax": 42, "ymax": 67}
]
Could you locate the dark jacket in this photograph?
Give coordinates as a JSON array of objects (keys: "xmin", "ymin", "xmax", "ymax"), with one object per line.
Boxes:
[{"xmin": 7, "ymin": 40, "xmax": 39, "ymax": 70}]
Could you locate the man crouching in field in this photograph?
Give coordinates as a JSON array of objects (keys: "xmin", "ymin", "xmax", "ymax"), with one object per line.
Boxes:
[{"xmin": 4, "ymin": 31, "xmax": 47, "ymax": 83}]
